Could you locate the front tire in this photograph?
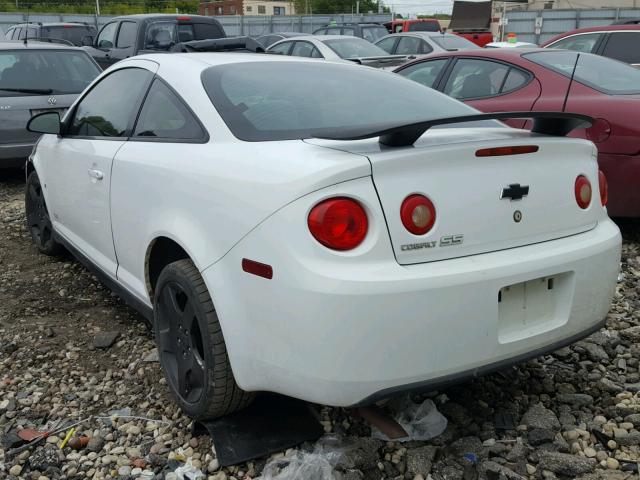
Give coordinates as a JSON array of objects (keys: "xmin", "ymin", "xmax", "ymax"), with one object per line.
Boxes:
[
  {"xmin": 25, "ymin": 170, "xmax": 65, "ymax": 256},
  {"xmin": 153, "ymin": 259, "xmax": 254, "ymax": 419}
]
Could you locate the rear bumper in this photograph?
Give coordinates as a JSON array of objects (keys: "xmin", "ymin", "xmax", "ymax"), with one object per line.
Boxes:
[
  {"xmin": 0, "ymin": 143, "xmax": 34, "ymax": 169},
  {"xmin": 203, "ymin": 211, "xmax": 621, "ymax": 407},
  {"xmin": 598, "ymin": 152, "xmax": 640, "ymax": 217}
]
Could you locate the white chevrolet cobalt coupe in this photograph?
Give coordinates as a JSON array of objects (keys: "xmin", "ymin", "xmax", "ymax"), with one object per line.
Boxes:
[{"xmin": 25, "ymin": 53, "xmax": 621, "ymax": 419}]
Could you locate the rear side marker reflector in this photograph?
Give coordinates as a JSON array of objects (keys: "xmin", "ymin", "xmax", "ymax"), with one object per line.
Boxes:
[
  {"xmin": 242, "ymin": 258, "xmax": 273, "ymax": 279},
  {"xmin": 475, "ymin": 145, "xmax": 539, "ymax": 157},
  {"xmin": 598, "ymin": 170, "xmax": 608, "ymax": 206}
]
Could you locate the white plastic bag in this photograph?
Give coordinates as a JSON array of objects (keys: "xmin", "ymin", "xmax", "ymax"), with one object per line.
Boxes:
[{"xmin": 372, "ymin": 397, "xmax": 447, "ymax": 442}]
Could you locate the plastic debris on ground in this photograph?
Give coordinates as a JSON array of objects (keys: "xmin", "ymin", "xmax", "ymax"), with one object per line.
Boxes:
[
  {"xmin": 174, "ymin": 458, "xmax": 206, "ymax": 480},
  {"xmin": 371, "ymin": 396, "xmax": 448, "ymax": 442},
  {"xmin": 259, "ymin": 437, "xmax": 343, "ymax": 480}
]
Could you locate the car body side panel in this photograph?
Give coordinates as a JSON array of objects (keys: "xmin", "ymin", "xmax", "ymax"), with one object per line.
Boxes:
[{"xmin": 110, "ymin": 140, "xmax": 371, "ymax": 304}]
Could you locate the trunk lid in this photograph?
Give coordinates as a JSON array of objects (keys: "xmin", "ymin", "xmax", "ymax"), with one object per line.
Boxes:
[
  {"xmin": 0, "ymin": 93, "xmax": 76, "ymax": 145},
  {"xmin": 307, "ymin": 128, "xmax": 601, "ymax": 265}
]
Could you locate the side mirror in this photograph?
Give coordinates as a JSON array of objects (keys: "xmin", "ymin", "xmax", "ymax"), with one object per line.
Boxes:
[
  {"xmin": 81, "ymin": 35, "xmax": 94, "ymax": 46},
  {"xmin": 97, "ymin": 39, "xmax": 113, "ymax": 49},
  {"xmin": 27, "ymin": 112, "xmax": 60, "ymax": 135}
]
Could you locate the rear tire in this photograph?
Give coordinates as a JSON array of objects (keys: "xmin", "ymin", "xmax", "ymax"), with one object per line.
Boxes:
[
  {"xmin": 25, "ymin": 170, "xmax": 65, "ymax": 256},
  {"xmin": 153, "ymin": 259, "xmax": 254, "ymax": 419}
]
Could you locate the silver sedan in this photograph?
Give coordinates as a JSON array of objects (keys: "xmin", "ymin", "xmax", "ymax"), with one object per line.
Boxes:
[
  {"xmin": 375, "ymin": 31, "xmax": 479, "ymax": 61},
  {"xmin": 267, "ymin": 35, "xmax": 407, "ymax": 69}
]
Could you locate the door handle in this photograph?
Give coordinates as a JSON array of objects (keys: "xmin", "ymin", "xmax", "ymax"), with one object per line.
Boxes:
[{"xmin": 88, "ymin": 169, "xmax": 104, "ymax": 180}]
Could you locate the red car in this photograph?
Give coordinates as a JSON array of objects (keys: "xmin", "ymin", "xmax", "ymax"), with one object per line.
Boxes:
[
  {"xmin": 541, "ymin": 24, "xmax": 640, "ymax": 67},
  {"xmin": 394, "ymin": 48, "xmax": 640, "ymax": 217}
]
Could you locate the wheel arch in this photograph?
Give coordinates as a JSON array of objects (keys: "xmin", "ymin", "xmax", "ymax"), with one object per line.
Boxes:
[{"xmin": 145, "ymin": 235, "xmax": 194, "ymax": 300}]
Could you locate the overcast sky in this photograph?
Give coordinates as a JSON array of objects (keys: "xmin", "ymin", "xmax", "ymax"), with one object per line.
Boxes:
[{"xmin": 381, "ymin": 0, "xmax": 489, "ymax": 16}]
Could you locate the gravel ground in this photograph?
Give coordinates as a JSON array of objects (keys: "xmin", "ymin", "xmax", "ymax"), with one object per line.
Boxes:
[{"xmin": 1, "ymin": 169, "xmax": 640, "ymax": 480}]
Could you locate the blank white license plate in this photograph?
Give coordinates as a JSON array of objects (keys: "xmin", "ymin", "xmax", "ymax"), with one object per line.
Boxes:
[{"xmin": 497, "ymin": 273, "xmax": 573, "ymax": 344}]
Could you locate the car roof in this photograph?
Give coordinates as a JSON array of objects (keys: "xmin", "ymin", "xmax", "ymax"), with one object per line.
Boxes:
[
  {"xmin": 111, "ymin": 14, "xmax": 217, "ymax": 21},
  {"xmin": 0, "ymin": 40, "xmax": 84, "ymax": 51},
  {"xmin": 138, "ymin": 51, "xmax": 352, "ymax": 67},
  {"xmin": 11, "ymin": 22, "xmax": 93, "ymax": 27},
  {"xmin": 543, "ymin": 24, "xmax": 640, "ymax": 45},
  {"xmin": 264, "ymin": 32, "xmax": 310, "ymax": 37},
  {"xmin": 390, "ymin": 32, "xmax": 456, "ymax": 38}
]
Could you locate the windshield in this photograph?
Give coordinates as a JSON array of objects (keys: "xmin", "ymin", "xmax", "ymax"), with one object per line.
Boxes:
[
  {"xmin": 362, "ymin": 25, "xmax": 389, "ymax": 42},
  {"xmin": 0, "ymin": 50, "xmax": 100, "ymax": 96},
  {"xmin": 41, "ymin": 25, "xmax": 96, "ymax": 46},
  {"xmin": 201, "ymin": 61, "xmax": 477, "ymax": 141},
  {"xmin": 323, "ymin": 37, "xmax": 390, "ymax": 58},
  {"xmin": 431, "ymin": 34, "xmax": 479, "ymax": 50},
  {"xmin": 525, "ymin": 50, "xmax": 640, "ymax": 95}
]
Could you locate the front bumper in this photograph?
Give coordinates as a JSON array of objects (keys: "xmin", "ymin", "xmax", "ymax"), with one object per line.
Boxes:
[
  {"xmin": 598, "ymin": 152, "xmax": 640, "ymax": 217},
  {"xmin": 203, "ymin": 210, "xmax": 621, "ymax": 407},
  {"xmin": 0, "ymin": 143, "xmax": 34, "ymax": 169}
]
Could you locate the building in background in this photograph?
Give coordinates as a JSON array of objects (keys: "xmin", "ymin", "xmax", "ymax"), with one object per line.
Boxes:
[{"xmin": 199, "ymin": 0, "xmax": 295, "ymax": 15}]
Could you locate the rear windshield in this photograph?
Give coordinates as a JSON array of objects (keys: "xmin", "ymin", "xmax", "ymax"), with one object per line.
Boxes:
[
  {"xmin": 323, "ymin": 37, "xmax": 389, "ymax": 58},
  {"xmin": 525, "ymin": 50, "xmax": 640, "ymax": 95},
  {"xmin": 41, "ymin": 25, "xmax": 97, "ymax": 46},
  {"xmin": 362, "ymin": 25, "xmax": 389, "ymax": 42},
  {"xmin": 0, "ymin": 50, "xmax": 100, "ymax": 96},
  {"xmin": 408, "ymin": 22, "xmax": 440, "ymax": 32},
  {"xmin": 431, "ymin": 34, "xmax": 479, "ymax": 50},
  {"xmin": 201, "ymin": 61, "xmax": 476, "ymax": 141}
]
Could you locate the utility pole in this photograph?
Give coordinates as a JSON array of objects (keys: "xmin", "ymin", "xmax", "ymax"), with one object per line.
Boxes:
[
  {"xmin": 356, "ymin": 0, "xmax": 359, "ymax": 15},
  {"xmin": 95, "ymin": 0, "xmax": 101, "ymax": 16}
]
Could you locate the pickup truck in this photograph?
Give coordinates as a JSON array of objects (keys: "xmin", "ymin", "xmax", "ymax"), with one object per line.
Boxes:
[{"xmin": 81, "ymin": 14, "xmax": 226, "ymax": 69}]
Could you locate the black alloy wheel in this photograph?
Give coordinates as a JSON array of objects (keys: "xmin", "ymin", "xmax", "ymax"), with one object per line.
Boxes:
[
  {"xmin": 25, "ymin": 171, "xmax": 64, "ymax": 256},
  {"xmin": 153, "ymin": 259, "xmax": 254, "ymax": 419}
]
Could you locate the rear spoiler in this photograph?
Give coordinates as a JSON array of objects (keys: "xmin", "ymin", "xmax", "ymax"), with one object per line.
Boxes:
[
  {"xmin": 170, "ymin": 36, "xmax": 265, "ymax": 53},
  {"xmin": 316, "ymin": 111, "xmax": 593, "ymax": 147}
]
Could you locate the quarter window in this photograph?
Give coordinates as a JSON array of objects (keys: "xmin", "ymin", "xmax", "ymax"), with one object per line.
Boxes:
[
  {"xmin": 601, "ymin": 32, "xmax": 640, "ymax": 65},
  {"xmin": 443, "ymin": 58, "xmax": 510, "ymax": 99},
  {"xmin": 97, "ymin": 22, "xmax": 118, "ymax": 49},
  {"xmin": 68, "ymin": 68, "xmax": 152, "ymax": 137},
  {"xmin": 398, "ymin": 59, "xmax": 448, "ymax": 88},
  {"xmin": 269, "ymin": 41, "xmax": 293, "ymax": 55},
  {"xmin": 116, "ymin": 21, "xmax": 136, "ymax": 48},
  {"xmin": 376, "ymin": 36, "xmax": 398, "ymax": 53},
  {"xmin": 548, "ymin": 33, "xmax": 601, "ymax": 53},
  {"xmin": 291, "ymin": 41, "xmax": 316, "ymax": 57},
  {"xmin": 134, "ymin": 80, "xmax": 205, "ymax": 140}
]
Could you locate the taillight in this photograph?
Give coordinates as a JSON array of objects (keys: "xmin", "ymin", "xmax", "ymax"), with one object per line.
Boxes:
[
  {"xmin": 575, "ymin": 175, "xmax": 592, "ymax": 209},
  {"xmin": 400, "ymin": 194, "xmax": 436, "ymax": 235},
  {"xmin": 177, "ymin": 16, "xmax": 191, "ymax": 21},
  {"xmin": 598, "ymin": 170, "xmax": 608, "ymax": 206},
  {"xmin": 308, "ymin": 198, "xmax": 368, "ymax": 251}
]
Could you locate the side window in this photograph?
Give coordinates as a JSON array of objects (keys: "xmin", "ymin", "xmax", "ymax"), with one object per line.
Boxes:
[
  {"xmin": 396, "ymin": 36, "xmax": 423, "ymax": 55},
  {"xmin": 342, "ymin": 27, "xmax": 355, "ymax": 36},
  {"xmin": 269, "ymin": 41, "xmax": 293, "ymax": 55},
  {"xmin": 311, "ymin": 47, "xmax": 323, "ymax": 58},
  {"xmin": 97, "ymin": 22, "xmax": 118, "ymax": 49},
  {"xmin": 145, "ymin": 22, "xmax": 176, "ymax": 50},
  {"xmin": 548, "ymin": 33, "xmax": 601, "ymax": 53},
  {"xmin": 315, "ymin": 29, "xmax": 327, "ymax": 35},
  {"xmin": 420, "ymin": 40, "xmax": 434, "ymax": 54},
  {"xmin": 444, "ymin": 59, "xmax": 510, "ymax": 99},
  {"xmin": 502, "ymin": 68, "xmax": 530, "ymax": 93},
  {"xmin": 133, "ymin": 79, "xmax": 205, "ymax": 141},
  {"xmin": 68, "ymin": 68, "xmax": 152, "ymax": 137},
  {"xmin": 601, "ymin": 32, "xmax": 640, "ymax": 65},
  {"xmin": 193, "ymin": 23, "xmax": 224, "ymax": 40},
  {"xmin": 17, "ymin": 28, "xmax": 26, "ymax": 40},
  {"xmin": 398, "ymin": 59, "xmax": 448, "ymax": 88},
  {"xmin": 116, "ymin": 21, "xmax": 137, "ymax": 48},
  {"xmin": 291, "ymin": 41, "xmax": 315, "ymax": 58},
  {"xmin": 394, "ymin": 25, "xmax": 403, "ymax": 33},
  {"xmin": 376, "ymin": 36, "xmax": 398, "ymax": 53},
  {"xmin": 26, "ymin": 27, "xmax": 37, "ymax": 39}
]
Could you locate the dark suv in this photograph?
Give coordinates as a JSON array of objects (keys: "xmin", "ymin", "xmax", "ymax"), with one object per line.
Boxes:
[
  {"xmin": 5, "ymin": 22, "xmax": 98, "ymax": 46},
  {"xmin": 312, "ymin": 23, "xmax": 388, "ymax": 43},
  {"xmin": 82, "ymin": 14, "xmax": 226, "ymax": 69}
]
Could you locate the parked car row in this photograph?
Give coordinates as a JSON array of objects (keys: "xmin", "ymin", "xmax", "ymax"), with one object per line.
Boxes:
[{"xmin": 23, "ymin": 51, "xmax": 621, "ymax": 420}]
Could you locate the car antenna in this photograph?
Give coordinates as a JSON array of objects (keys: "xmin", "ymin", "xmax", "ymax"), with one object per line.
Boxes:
[{"xmin": 24, "ymin": 4, "xmax": 30, "ymax": 46}]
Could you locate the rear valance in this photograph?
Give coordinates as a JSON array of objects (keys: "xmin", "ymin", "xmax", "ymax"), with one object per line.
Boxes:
[{"xmin": 315, "ymin": 112, "xmax": 594, "ymax": 147}]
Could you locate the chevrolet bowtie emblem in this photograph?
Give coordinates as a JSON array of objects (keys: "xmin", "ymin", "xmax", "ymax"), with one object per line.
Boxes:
[{"xmin": 501, "ymin": 183, "xmax": 529, "ymax": 201}]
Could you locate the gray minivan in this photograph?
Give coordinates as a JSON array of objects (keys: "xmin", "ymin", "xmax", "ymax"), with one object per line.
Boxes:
[{"xmin": 0, "ymin": 42, "xmax": 101, "ymax": 168}]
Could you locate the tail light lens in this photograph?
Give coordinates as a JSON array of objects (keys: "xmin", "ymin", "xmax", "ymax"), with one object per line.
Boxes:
[
  {"xmin": 575, "ymin": 175, "xmax": 592, "ymax": 209},
  {"xmin": 598, "ymin": 170, "xmax": 608, "ymax": 206},
  {"xmin": 400, "ymin": 194, "xmax": 436, "ymax": 235},
  {"xmin": 308, "ymin": 198, "xmax": 368, "ymax": 250}
]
